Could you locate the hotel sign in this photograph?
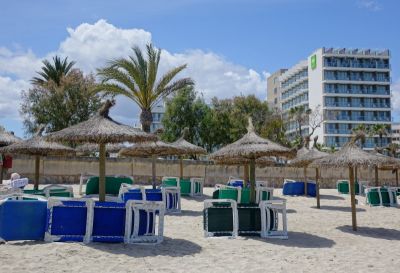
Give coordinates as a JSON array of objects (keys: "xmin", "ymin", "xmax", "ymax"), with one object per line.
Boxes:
[{"xmin": 311, "ymin": 54, "xmax": 317, "ymax": 70}]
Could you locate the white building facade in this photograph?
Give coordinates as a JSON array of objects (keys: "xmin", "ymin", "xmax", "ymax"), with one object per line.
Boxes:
[{"xmin": 279, "ymin": 47, "xmax": 392, "ymax": 149}]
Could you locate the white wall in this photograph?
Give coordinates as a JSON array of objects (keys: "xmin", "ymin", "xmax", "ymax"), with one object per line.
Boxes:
[{"xmin": 307, "ymin": 48, "xmax": 325, "ymax": 145}]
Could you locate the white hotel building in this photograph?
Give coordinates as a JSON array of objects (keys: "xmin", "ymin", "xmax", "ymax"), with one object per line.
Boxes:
[{"xmin": 277, "ymin": 47, "xmax": 392, "ymax": 149}]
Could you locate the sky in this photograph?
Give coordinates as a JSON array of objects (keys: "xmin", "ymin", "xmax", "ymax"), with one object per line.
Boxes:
[{"xmin": 0, "ymin": 0, "xmax": 399, "ymax": 137}]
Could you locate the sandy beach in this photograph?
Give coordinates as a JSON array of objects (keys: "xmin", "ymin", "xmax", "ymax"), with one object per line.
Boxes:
[{"xmin": 1, "ymin": 186, "xmax": 399, "ymax": 273}]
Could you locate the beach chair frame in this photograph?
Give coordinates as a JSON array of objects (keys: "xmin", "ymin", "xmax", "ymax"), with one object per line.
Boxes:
[
  {"xmin": 256, "ymin": 181, "xmax": 269, "ymax": 188},
  {"xmin": 190, "ymin": 177, "xmax": 204, "ymax": 197},
  {"xmin": 204, "ymin": 199, "xmax": 238, "ymax": 238},
  {"xmin": 162, "ymin": 186, "xmax": 181, "ymax": 213},
  {"xmin": 364, "ymin": 187, "xmax": 398, "ymax": 207},
  {"xmin": 256, "ymin": 187, "xmax": 274, "ymax": 203},
  {"xmin": 125, "ymin": 200, "xmax": 165, "ymax": 244},
  {"xmin": 45, "ymin": 198, "xmax": 94, "ymax": 243},
  {"xmin": 259, "ymin": 200, "xmax": 288, "ymax": 239},
  {"xmin": 43, "ymin": 184, "xmax": 74, "ymax": 198}
]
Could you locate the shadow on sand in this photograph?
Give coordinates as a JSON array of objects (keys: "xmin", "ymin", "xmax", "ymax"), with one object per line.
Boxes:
[
  {"xmin": 172, "ymin": 209, "xmax": 203, "ymax": 217},
  {"xmin": 311, "ymin": 205, "xmax": 366, "ymax": 212},
  {"xmin": 87, "ymin": 237, "xmax": 202, "ymax": 257},
  {"xmin": 337, "ymin": 225, "xmax": 400, "ymax": 240},
  {"xmin": 252, "ymin": 232, "xmax": 335, "ymax": 248},
  {"xmin": 320, "ymin": 194, "xmax": 345, "ymax": 201},
  {"xmin": 286, "ymin": 209, "xmax": 297, "ymax": 214}
]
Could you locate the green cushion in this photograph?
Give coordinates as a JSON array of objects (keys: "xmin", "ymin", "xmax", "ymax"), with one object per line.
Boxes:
[
  {"xmin": 162, "ymin": 178, "xmax": 178, "ymax": 187},
  {"xmin": 180, "ymin": 179, "xmax": 191, "ymax": 196},
  {"xmin": 204, "ymin": 207, "xmax": 234, "ymax": 235},
  {"xmin": 240, "ymin": 188, "xmax": 251, "ymax": 204},
  {"xmin": 238, "ymin": 205, "xmax": 261, "ymax": 235},
  {"xmin": 85, "ymin": 176, "xmax": 133, "ymax": 195},
  {"xmin": 23, "ymin": 189, "xmax": 45, "ymax": 196},
  {"xmin": 218, "ymin": 188, "xmax": 238, "ymax": 201},
  {"xmin": 194, "ymin": 181, "xmax": 201, "ymax": 194},
  {"xmin": 337, "ymin": 181, "xmax": 360, "ymax": 195},
  {"xmin": 261, "ymin": 191, "xmax": 272, "ymax": 201}
]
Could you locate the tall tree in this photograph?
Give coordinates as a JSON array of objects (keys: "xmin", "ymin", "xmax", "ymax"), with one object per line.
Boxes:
[
  {"xmin": 288, "ymin": 105, "xmax": 311, "ymax": 141},
  {"xmin": 31, "ymin": 56, "xmax": 76, "ymax": 87},
  {"xmin": 94, "ymin": 44, "xmax": 194, "ymax": 132},
  {"xmin": 371, "ymin": 124, "xmax": 389, "ymax": 149},
  {"xmin": 21, "ymin": 69, "xmax": 103, "ymax": 135}
]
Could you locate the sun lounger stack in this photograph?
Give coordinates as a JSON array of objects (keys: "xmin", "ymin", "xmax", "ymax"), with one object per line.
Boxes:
[
  {"xmin": 337, "ymin": 180, "xmax": 369, "ymax": 195},
  {"xmin": 23, "ymin": 184, "xmax": 74, "ymax": 198},
  {"xmin": 364, "ymin": 187, "xmax": 398, "ymax": 207},
  {"xmin": 282, "ymin": 179, "xmax": 316, "ymax": 197},
  {"xmin": 119, "ymin": 184, "xmax": 180, "ymax": 213},
  {"xmin": 162, "ymin": 176, "xmax": 203, "ymax": 197},
  {"xmin": 203, "ymin": 199, "xmax": 287, "ymax": 239},
  {"xmin": 85, "ymin": 176, "xmax": 133, "ymax": 196},
  {"xmin": 0, "ymin": 194, "xmax": 165, "ymax": 244},
  {"xmin": 213, "ymin": 183, "xmax": 274, "ymax": 204}
]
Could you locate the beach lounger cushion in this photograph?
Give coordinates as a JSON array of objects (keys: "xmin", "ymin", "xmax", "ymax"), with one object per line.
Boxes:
[{"xmin": 86, "ymin": 176, "xmax": 133, "ymax": 196}]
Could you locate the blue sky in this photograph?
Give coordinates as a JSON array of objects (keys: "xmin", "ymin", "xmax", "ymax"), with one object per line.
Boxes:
[{"xmin": 0, "ymin": 0, "xmax": 399, "ymax": 137}]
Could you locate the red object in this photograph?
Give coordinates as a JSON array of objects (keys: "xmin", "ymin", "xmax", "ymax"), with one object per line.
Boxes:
[{"xmin": 2, "ymin": 155, "xmax": 12, "ymax": 168}]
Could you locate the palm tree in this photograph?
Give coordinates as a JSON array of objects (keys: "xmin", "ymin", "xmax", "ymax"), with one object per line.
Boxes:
[
  {"xmin": 288, "ymin": 106, "xmax": 311, "ymax": 141},
  {"xmin": 385, "ymin": 143, "xmax": 400, "ymax": 158},
  {"xmin": 371, "ymin": 124, "xmax": 389, "ymax": 150},
  {"xmin": 352, "ymin": 124, "xmax": 368, "ymax": 148},
  {"xmin": 31, "ymin": 56, "xmax": 76, "ymax": 87},
  {"xmin": 94, "ymin": 44, "xmax": 194, "ymax": 132}
]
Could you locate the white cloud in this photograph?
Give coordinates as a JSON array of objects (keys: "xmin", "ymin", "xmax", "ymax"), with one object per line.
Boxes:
[
  {"xmin": 357, "ymin": 0, "xmax": 382, "ymax": 11},
  {"xmin": 0, "ymin": 76, "xmax": 30, "ymax": 119},
  {"xmin": 0, "ymin": 19, "xmax": 269, "ymax": 131}
]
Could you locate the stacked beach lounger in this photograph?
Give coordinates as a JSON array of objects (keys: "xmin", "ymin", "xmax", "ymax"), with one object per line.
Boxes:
[
  {"xmin": 282, "ymin": 179, "xmax": 316, "ymax": 197},
  {"xmin": 205, "ymin": 182, "xmax": 286, "ymax": 239},
  {"xmin": 364, "ymin": 187, "xmax": 398, "ymax": 207},
  {"xmin": 336, "ymin": 180, "xmax": 369, "ymax": 196},
  {"xmin": 161, "ymin": 176, "xmax": 203, "ymax": 197},
  {"xmin": 0, "ymin": 194, "xmax": 165, "ymax": 244}
]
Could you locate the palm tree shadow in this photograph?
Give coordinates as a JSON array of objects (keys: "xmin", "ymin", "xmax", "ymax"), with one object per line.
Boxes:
[
  {"xmin": 251, "ymin": 232, "xmax": 335, "ymax": 248},
  {"xmin": 311, "ymin": 205, "xmax": 366, "ymax": 212},
  {"xmin": 86, "ymin": 237, "xmax": 202, "ymax": 257},
  {"xmin": 337, "ymin": 225, "xmax": 400, "ymax": 240}
]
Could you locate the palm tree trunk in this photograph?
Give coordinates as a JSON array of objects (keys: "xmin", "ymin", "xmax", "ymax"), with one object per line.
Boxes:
[{"xmin": 140, "ymin": 108, "xmax": 153, "ymax": 133}]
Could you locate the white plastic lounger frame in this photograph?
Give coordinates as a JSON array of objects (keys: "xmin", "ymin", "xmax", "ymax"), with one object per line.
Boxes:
[
  {"xmin": 118, "ymin": 184, "xmax": 144, "ymax": 199},
  {"xmin": 79, "ymin": 172, "xmax": 96, "ymax": 195},
  {"xmin": 0, "ymin": 193, "xmax": 47, "ymax": 202},
  {"xmin": 4, "ymin": 178, "xmax": 29, "ymax": 189},
  {"xmin": 162, "ymin": 176, "xmax": 180, "ymax": 187},
  {"xmin": 43, "ymin": 184, "xmax": 74, "ymax": 197},
  {"xmin": 259, "ymin": 200, "xmax": 288, "ymax": 239},
  {"xmin": 162, "ymin": 186, "xmax": 181, "ymax": 213},
  {"xmin": 190, "ymin": 177, "xmax": 204, "ymax": 197},
  {"xmin": 256, "ymin": 187, "xmax": 274, "ymax": 203},
  {"xmin": 204, "ymin": 199, "xmax": 238, "ymax": 238},
  {"xmin": 45, "ymin": 198, "xmax": 94, "ymax": 243},
  {"xmin": 125, "ymin": 200, "xmax": 165, "ymax": 244}
]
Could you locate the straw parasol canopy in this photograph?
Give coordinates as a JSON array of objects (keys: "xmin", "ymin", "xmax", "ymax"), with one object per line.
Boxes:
[
  {"xmin": 119, "ymin": 140, "xmax": 186, "ymax": 188},
  {"xmin": 0, "ymin": 126, "xmax": 75, "ymax": 189},
  {"xmin": 311, "ymin": 134, "xmax": 397, "ymax": 231},
  {"xmin": 210, "ymin": 117, "xmax": 294, "ymax": 202},
  {"xmin": 76, "ymin": 143, "xmax": 125, "ymax": 154},
  {"xmin": 47, "ymin": 100, "xmax": 157, "ymax": 201},
  {"xmin": 171, "ymin": 128, "xmax": 207, "ymax": 179},
  {"xmin": 0, "ymin": 129, "xmax": 21, "ymax": 147},
  {"xmin": 290, "ymin": 137, "xmax": 329, "ymax": 208},
  {"xmin": 0, "ymin": 128, "xmax": 22, "ymax": 183},
  {"xmin": 368, "ymin": 149, "xmax": 400, "ymax": 187}
]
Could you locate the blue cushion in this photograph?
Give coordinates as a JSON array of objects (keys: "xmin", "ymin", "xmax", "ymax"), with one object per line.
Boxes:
[{"xmin": 92, "ymin": 202, "xmax": 126, "ymax": 243}]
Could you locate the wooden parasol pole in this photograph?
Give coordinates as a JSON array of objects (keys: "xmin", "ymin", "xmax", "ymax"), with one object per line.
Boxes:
[
  {"xmin": 354, "ymin": 166, "xmax": 358, "ymax": 183},
  {"xmin": 34, "ymin": 155, "xmax": 40, "ymax": 190},
  {"xmin": 249, "ymin": 159, "xmax": 256, "ymax": 203},
  {"xmin": 243, "ymin": 164, "xmax": 249, "ymax": 187},
  {"xmin": 152, "ymin": 154, "xmax": 156, "ymax": 189},
  {"xmin": 374, "ymin": 166, "xmax": 379, "ymax": 187},
  {"xmin": 349, "ymin": 166, "xmax": 357, "ymax": 231},
  {"xmin": 303, "ymin": 166, "xmax": 308, "ymax": 196},
  {"xmin": 179, "ymin": 156, "xmax": 183, "ymax": 179},
  {"xmin": 316, "ymin": 167, "xmax": 320, "ymax": 209},
  {"xmin": 99, "ymin": 143, "xmax": 106, "ymax": 202},
  {"xmin": 396, "ymin": 169, "xmax": 399, "ymax": 187}
]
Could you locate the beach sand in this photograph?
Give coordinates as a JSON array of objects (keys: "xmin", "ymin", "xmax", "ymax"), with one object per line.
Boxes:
[{"xmin": 1, "ymin": 186, "xmax": 399, "ymax": 273}]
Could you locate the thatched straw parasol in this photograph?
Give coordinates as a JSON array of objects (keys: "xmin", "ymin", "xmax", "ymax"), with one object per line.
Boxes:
[
  {"xmin": 369, "ymin": 149, "xmax": 400, "ymax": 187},
  {"xmin": 213, "ymin": 156, "xmax": 276, "ymax": 185},
  {"xmin": 210, "ymin": 118, "xmax": 294, "ymax": 202},
  {"xmin": 119, "ymin": 140, "xmax": 185, "ymax": 189},
  {"xmin": 311, "ymin": 134, "xmax": 397, "ymax": 231},
  {"xmin": 47, "ymin": 100, "xmax": 157, "ymax": 201},
  {"xmin": 171, "ymin": 128, "xmax": 207, "ymax": 179},
  {"xmin": 0, "ymin": 126, "xmax": 74, "ymax": 189},
  {"xmin": 0, "ymin": 129, "xmax": 22, "ymax": 183},
  {"xmin": 0, "ymin": 129, "xmax": 21, "ymax": 146},
  {"xmin": 290, "ymin": 136, "xmax": 329, "ymax": 208},
  {"xmin": 76, "ymin": 143, "xmax": 125, "ymax": 155}
]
